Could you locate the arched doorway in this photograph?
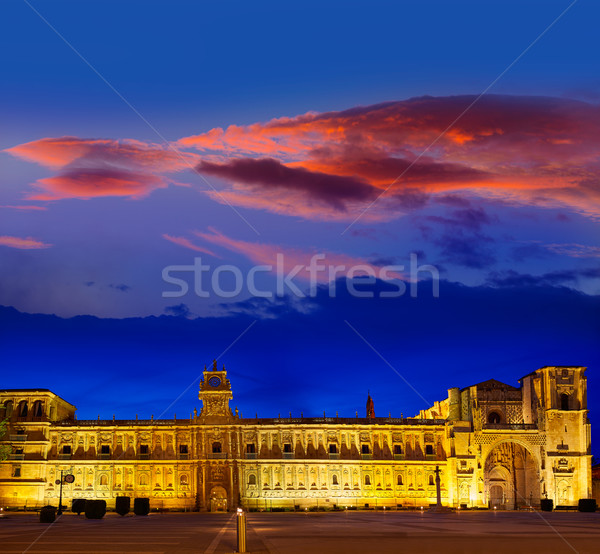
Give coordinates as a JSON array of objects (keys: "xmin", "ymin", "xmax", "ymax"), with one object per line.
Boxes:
[
  {"xmin": 210, "ymin": 485, "xmax": 228, "ymax": 512},
  {"xmin": 484, "ymin": 441, "xmax": 539, "ymax": 509}
]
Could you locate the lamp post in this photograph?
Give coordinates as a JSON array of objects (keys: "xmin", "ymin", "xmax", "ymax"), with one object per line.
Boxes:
[
  {"xmin": 56, "ymin": 470, "xmax": 74, "ymax": 516},
  {"xmin": 57, "ymin": 470, "xmax": 64, "ymax": 515}
]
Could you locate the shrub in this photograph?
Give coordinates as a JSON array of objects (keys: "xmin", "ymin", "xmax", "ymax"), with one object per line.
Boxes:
[
  {"xmin": 134, "ymin": 497, "xmax": 150, "ymax": 516},
  {"xmin": 540, "ymin": 499, "xmax": 553, "ymax": 512},
  {"xmin": 115, "ymin": 496, "xmax": 130, "ymax": 516},
  {"xmin": 85, "ymin": 499, "xmax": 107, "ymax": 519},
  {"xmin": 39, "ymin": 505, "xmax": 56, "ymax": 523},
  {"xmin": 578, "ymin": 499, "xmax": 597, "ymax": 512}
]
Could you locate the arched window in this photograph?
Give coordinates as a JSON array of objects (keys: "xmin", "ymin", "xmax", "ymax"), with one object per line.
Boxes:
[
  {"xmin": 561, "ymin": 393, "xmax": 569, "ymax": 411},
  {"xmin": 3, "ymin": 401, "xmax": 13, "ymax": 418},
  {"xmin": 33, "ymin": 401, "xmax": 43, "ymax": 418},
  {"xmin": 488, "ymin": 411, "xmax": 501, "ymax": 424},
  {"xmin": 180, "ymin": 474, "xmax": 188, "ymax": 486},
  {"xmin": 248, "ymin": 474, "xmax": 257, "ymax": 485},
  {"xmin": 397, "ymin": 474, "xmax": 403, "ymax": 486},
  {"xmin": 332, "ymin": 474, "xmax": 339, "ymax": 485},
  {"xmin": 361, "ymin": 444, "xmax": 370, "ymax": 454},
  {"xmin": 99, "ymin": 474, "xmax": 108, "ymax": 486},
  {"xmin": 394, "ymin": 444, "xmax": 402, "ymax": 455},
  {"xmin": 329, "ymin": 444, "xmax": 338, "ymax": 454},
  {"xmin": 364, "ymin": 475, "xmax": 371, "ymax": 486},
  {"xmin": 429, "ymin": 475, "xmax": 434, "ymax": 486},
  {"xmin": 139, "ymin": 474, "xmax": 149, "ymax": 486},
  {"xmin": 212, "ymin": 442, "xmax": 222, "ymax": 453},
  {"xmin": 18, "ymin": 401, "xmax": 28, "ymax": 418}
]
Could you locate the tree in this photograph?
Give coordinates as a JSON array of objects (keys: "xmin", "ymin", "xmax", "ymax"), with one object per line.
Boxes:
[{"xmin": 0, "ymin": 418, "xmax": 11, "ymax": 461}]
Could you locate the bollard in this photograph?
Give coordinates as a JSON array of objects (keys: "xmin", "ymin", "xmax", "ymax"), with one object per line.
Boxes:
[{"xmin": 237, "ymin": 508, "xmax": 247, "ymax": 553}]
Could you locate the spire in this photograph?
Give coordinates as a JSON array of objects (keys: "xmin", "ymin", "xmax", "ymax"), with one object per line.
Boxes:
[
  {"xmin": 212, "ymin": 359, "xmax": 217, "ymax": 371},
  {"xmin": 366, "ymin": 392, "xmax": 375, "ymax": 419}
]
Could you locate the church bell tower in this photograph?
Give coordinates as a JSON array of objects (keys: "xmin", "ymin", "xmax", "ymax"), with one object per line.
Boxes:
[{"xmin": 198, "ymin": 360, "xmax": 234, "ymax": 423}]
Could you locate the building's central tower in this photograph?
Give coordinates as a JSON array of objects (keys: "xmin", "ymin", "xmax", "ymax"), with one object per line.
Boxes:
[{"xmin": 198, "ymin": 360, "xmax": 234, "ymax": 423}]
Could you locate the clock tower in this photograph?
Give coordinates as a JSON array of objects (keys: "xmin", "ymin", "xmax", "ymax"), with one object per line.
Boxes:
[{"xmin": 198, "ymin": 360, "xmax": 235, "ymax": 423}]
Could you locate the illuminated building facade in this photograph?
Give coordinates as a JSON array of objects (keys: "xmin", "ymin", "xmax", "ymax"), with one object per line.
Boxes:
[{"xmin": 0, "ymin": 364, "xmax": 592, "ymax": 511}]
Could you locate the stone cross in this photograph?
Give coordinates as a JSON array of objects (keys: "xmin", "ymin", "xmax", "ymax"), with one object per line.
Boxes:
[{"xmin": 435, "ymin": 465, "xmax": 442, "ymax": 507}]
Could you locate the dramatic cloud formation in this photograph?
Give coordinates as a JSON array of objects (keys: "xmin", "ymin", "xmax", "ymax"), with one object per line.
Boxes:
[
  {"xmin": 5, "ymin": 137, "xmax": 198, "ymax": 200},
  {"xmin": 0, "ymin": 235, "xmax": 51, "ymax": 249},
  {"xmin": 198, "ymin": 158, "xmax": 375, "ymax": 212},
  {"xmin": 185, "ymin": 95, "xmax": 600, "ymax": 219},
  {"xmin": 6, "ymin": 95, "xmax": 600, "ymax": 219}
]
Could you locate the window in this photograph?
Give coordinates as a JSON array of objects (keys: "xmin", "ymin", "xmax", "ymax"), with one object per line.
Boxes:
[
  {"xmin": 99, "ymin": 474, "xmax": 108, "ymax": 486},
  {"xmin": 248, "ymin": 474, "xmax": 257, "ymax": 485},
  {"xmin": 283, "ymin": 443, "xmax": 293, "ymax": 453},
  {"xmin": 19, "ymin": 401, "xmax": 28, "ymax": 417},
  {"xmin": 180, "ymin": 474, "xmax": 189, "ymax": 486},
  {"xmin": 16, "ymin": 429, "xmax": 25, "ymax": 435},
  {"xmin": 62, "ymin": 445, "xmax": 72, "ymax": 454},
  {"xmin": 394, "ymin": 444, "xmax": 402, "ymax": 455},
  {"xmin": 15, "ymin": 448, "xmax": 23, "ymax": 455},
  {"xmin": 179, "ymin": 444, "xmax": 189, "ymax": 454},
  {"xmin": 246, "ymin": 443, "xmax": 256, "ymax": 453},
  {"xmin": 429, "ymin": 475, "xmax": 435, "ymax": 486},
  {"xmin": 13, "ymin": 466, "xmax": 21, "ymax": 478},
  {"xmin": 425, "ymin": 444, "xmax": 434, "ymax": 455},
  {"xmin": 364, "ymin": 475, "xmax": 371, "ymax": 486},
  {"xmin": 212, "ymin": 442, "xmax": 222, "ymax": 453},
  {"xmin": 488, "ymin": 412, "xmax": 501, "ymax": 424},
  {"xmin": 100, "ymin": 445, "xmax": 110, "ymax": 455},
  {"xmin": 332, "ymin": 474, "xmax": 339, "ymax": 485},
  {"xmin": 561, "ymin": 394, "xmax": 569, "ymax": 411},
  {"xmin": 329, "ymin": 444, "xmax": 338, "ymax": 454},
  {"xmin": 139, "ymin": 474, "xmax": 149, "ymax": 486},
  {"xmin": 140, "ymin": 444, "xmax": 149, "ymax": 454},
  {"xmin": 361, "ymin": 444, "xmax": 370, "ymax": 454},
  {"xmin": 33, "ymin": 401, "xmax": 43, "ymax": 417},
  {"xmin": 4, "ymin": 401, "xmax": 13, "ymax": 418},
  {"xmin": 397, "ymin": 474, "xmax": 403, "ymax": 486}
]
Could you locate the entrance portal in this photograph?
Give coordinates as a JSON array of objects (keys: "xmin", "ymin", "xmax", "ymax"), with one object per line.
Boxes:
[
  {"xmin": 210, "ymin": 485, "xmax": 228, "ymax": 512},
  {"xmin": 484, "ymin": 442, "xmax": 539, "ymax": 510}
]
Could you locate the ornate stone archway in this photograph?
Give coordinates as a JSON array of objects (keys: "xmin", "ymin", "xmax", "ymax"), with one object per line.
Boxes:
[
  {"xmin": 484, "ymin": 440, "xmax": 540, "ymax": 509},
  {"xmin": 210, "ymin": 485, "xmax": 228, "ymax": 512}
]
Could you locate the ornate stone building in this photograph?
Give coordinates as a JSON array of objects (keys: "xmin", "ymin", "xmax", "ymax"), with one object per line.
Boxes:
[{"xmin": 0, "ymin": 364, "xmax": 592, "ymax": 511}]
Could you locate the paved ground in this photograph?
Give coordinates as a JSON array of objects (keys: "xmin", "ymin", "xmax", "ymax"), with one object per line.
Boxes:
[{"xmin": 1, "ymin": 510, "xmax": 599, "ymax": 553}]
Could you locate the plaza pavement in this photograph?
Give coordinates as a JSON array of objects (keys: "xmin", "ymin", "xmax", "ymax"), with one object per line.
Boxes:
[{"xmin": 0, "ymin": 510, "xmax": 599, "ymax": 553}]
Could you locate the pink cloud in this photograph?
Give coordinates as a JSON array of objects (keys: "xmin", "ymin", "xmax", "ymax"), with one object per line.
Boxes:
[
  {"xmin": 162, "ymin": 234, "xmax": 219, "ymax": 257},
  {"xmin": 192, "ymin": 227, "xmax": 405, "ymax": 282},
  {"xmin": 0, "ymin": 236, "xmax": 52, "ymax": 249},
  {"xmin": 0, "ymin": 205, "xmax": 47, "ymax": 211},
  {"xmin": 5, "ymin": 137, "xmax": 199, "ymax": 201}
]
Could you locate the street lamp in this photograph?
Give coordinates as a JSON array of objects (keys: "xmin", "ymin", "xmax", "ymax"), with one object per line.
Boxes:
[{"xmin": 56, "ymin": 470, "xmax": 75, "ymax": 515}]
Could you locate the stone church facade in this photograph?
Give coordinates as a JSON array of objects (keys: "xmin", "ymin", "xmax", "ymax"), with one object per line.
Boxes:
[{"xmin": 0, "ymin": 365, "xmax": 592, "ymax": 511}]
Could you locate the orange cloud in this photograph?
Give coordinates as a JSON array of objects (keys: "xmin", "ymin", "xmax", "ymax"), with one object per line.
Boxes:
[
  {"xmin": 7, "ymin": 96, "xmax": 600, "ymax": 219},
  {"xmin": 0, "ymin": 236, "xmax": 51, "ymax": 249},
  {"xmin": 187, "ymin": 95, "xmax": 600, "ymax": 219},
  {"xmin": 28, "ymin": 170, "xmax": 168, "ymax": 201},
  {"xmin": 6, "ymin": 137, "xmax": 199, "ymax": 201}
]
